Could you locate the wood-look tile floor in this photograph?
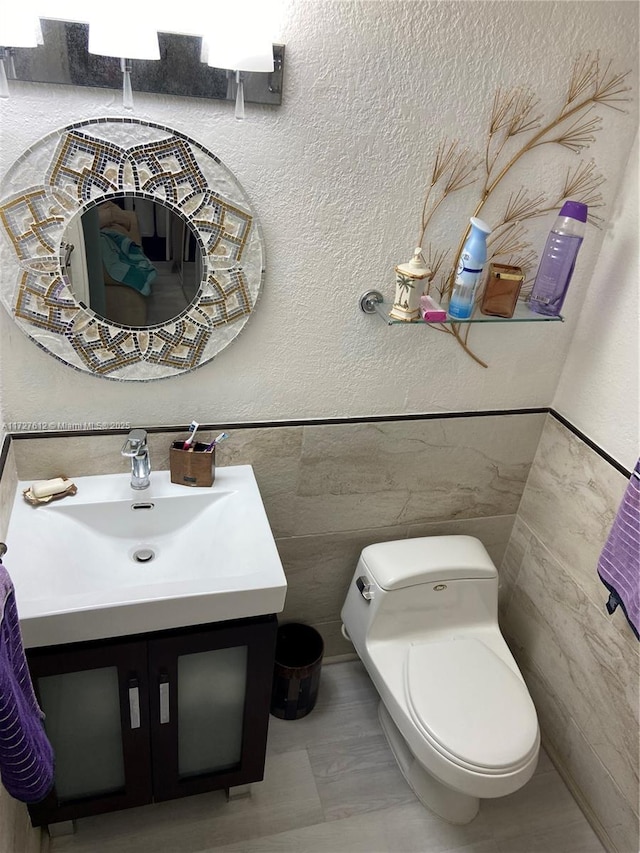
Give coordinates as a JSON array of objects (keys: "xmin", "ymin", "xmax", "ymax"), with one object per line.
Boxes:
[{"xmin": 51, "ymin": 661, "xmax": 604, "ymax": 853}]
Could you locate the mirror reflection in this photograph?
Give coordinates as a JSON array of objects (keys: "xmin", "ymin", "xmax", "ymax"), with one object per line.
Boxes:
[{"xmin": 62, "ymin": 196, "xmax": 204, "ymax": 327}]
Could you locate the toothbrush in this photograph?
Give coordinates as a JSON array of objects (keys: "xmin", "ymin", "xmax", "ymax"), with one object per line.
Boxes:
[
  {"xmin": 182, "ymin": 421, "xmax": 200, "ymax": 450},
  {"xmin": 204, "ymin": 432, "xmax": 229, "ymax": 452}
]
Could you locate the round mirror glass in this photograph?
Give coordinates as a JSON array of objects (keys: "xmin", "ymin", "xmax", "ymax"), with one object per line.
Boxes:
[{"xmin": 63, "ymin": 196, "xmax": 204, "ymax": 327}]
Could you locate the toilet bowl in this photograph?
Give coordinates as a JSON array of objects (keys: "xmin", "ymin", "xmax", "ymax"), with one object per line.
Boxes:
[{"xmin": 340, "ymin": 535, "xmax": 539, "ymax": 824}]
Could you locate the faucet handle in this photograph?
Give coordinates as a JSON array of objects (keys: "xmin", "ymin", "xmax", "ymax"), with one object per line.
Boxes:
[{"xmin": 121, "ymin": 429, "xmax": 148, "ymax": 457}]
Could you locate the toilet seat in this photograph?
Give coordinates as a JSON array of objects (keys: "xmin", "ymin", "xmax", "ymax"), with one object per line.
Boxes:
[{"xmin": 404, "ymin": 638, "xmax": 539, "ymax": 775}]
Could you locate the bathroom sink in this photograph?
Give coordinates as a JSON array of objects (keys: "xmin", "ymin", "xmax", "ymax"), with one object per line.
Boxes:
[{"xmin": 7, "ymin": 465, "xmax": 287, "ymax": 648}]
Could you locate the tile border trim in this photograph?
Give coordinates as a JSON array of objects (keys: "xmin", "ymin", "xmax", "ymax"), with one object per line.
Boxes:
[
  {"xmin": 7, "ymin": 407, "xmax": 549, "ymax": 441},
  {"xmin": 0, "ymin": 434, "xmax": 10, "ymax": 481},
  {"xmin": 1, "ymin": 407, "xmax": 631, "ymax": 481},
  {"xmin": 548, "ymin": 409, "xmax": 633, "ymax": 479}
]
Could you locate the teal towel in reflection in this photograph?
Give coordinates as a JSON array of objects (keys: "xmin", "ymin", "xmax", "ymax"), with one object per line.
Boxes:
[{"xmin": 99, "ymin": 229, "xmax": 157, "ymax": 296}]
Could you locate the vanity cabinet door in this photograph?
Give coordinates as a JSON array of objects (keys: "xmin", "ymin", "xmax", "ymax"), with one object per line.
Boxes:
[
  {"xmin": 148, "ymin": 615, "xmax": 277, "ymax": 802},
  {"xmin": 26, "ymin": 639, "xmax": 153, "ymax": 826}
]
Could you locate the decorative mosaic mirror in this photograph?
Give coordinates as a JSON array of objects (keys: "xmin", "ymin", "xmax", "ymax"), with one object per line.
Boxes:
[{"xmin": 0, "ymin": 118, "xmax": 265, "ymax": 380}]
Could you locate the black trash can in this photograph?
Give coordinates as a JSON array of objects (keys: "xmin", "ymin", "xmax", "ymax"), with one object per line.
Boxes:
[{"xmin": 270, "ymin": 623, "xmax": 324, "ymax": 720}]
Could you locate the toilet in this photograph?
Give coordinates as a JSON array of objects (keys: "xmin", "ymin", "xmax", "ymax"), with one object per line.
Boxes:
[{"xmin": 340, "ymin": 535, "xmax": 539, "ymax": 824}]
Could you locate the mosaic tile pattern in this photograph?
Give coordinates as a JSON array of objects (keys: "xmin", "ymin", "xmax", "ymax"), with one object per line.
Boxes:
[
  {"xmin": 14, "ymin": 271, "xmax": 80, "ymax": 334},
  {"xmin": 184, "ymin": 191, "xmax": 253, "ymax": 265},
  {"xmin": 126, "ymin": 137, "xmax": 208, "ymax": 201},
  {"xmin": 0, "ymin": 188, "xmax": 67, "ymax": 266},
  {"xmin": 67, "ymin": 319, "xmax": 147, "ymax": 375},
  {"xmin": 199, "ymin": 269, "xmax": 253, "ymax": 326},
  {"xmin": 47, "ymin": 131, "xmax": 126, "ymax": 201},
  {"xmin": 0, "ymin": 118, "xmax": 264, "ymax": 380}
]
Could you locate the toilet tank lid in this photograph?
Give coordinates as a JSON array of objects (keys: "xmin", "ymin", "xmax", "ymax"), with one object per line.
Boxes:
[{"xmin": 360, "ymin": 536, "xmax": 497, "ymax": 589}]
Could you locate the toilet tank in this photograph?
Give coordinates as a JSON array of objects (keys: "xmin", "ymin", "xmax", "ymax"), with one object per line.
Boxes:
[{"xmin": 341, "ymin": 536, "xmax": 500, "ymax": 651}]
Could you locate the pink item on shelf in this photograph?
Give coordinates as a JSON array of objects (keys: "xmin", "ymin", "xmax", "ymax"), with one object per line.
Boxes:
[{"xmin": 419, "ymin": 295, "xmax": 447, "ymax": 323}]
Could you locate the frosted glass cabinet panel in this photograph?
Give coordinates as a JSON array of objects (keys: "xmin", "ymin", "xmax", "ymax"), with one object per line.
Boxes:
[
  {"xmin": 26, "ymin": 616, "xmax": 277, "ymax": 828},
  {"xmin": 149, "ymin": 616, "xmax": 277, "ymax": 803},
  {"xmin": 178, "ymin": 646, "xmax": 248, "ymax": 777},
  {"xmin": 38, "ymin": 667, "xmax": 125, "ymax": 800},
  {"xmin": 27, "ymin": 638, "xmax": 153, "ymax": 826}
]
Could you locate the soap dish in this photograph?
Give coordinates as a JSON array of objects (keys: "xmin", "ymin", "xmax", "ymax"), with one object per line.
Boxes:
[{"xmin": 23, "ymin": 478, "xmax": 78, "ymax": 506}]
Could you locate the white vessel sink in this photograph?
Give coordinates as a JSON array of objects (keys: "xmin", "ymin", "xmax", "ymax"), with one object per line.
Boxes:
[{"xmin": 7, "ymin": 465, "xmax": 287, "ymax": 648}]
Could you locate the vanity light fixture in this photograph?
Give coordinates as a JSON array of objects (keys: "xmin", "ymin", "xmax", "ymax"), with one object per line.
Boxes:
[
  {"xmin": 0, "ymin": 8, "xmax": 43, "ymax": 98},
  {"xmin": 202, "ymin": 0, "xmax": 276, "ymax": 120},
  {"xmin": 87, "ymin": 8, "xmax": 160, "ymax": 110},
  {"xmin": 3, "ymin": 3, "xmax": 285, "ymax": 115}
]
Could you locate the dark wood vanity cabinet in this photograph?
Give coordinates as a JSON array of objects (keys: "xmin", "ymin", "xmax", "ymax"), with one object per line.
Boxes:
[{"xmin": 26, "ymin": 615, "xmax": 277, "ymax": 828}]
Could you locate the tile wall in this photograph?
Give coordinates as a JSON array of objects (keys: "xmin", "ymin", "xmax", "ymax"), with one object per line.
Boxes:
[
  {"xmin": 499, "ymin": 415, "xmax": 639, "ymax": 853},
  {"xmin": 4, "ymin": 412, "xmax": 546, "ymax": 656}
]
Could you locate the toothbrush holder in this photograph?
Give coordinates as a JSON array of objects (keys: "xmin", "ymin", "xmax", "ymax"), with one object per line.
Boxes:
[{"xmin": 170, "ymin": 442, "xmax": 215, "ymax": 487}]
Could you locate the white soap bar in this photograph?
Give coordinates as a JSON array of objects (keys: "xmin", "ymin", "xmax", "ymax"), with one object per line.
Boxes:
[{"xmin": 31, "ymin": 478, "xmax": 69, "ymax": 499}]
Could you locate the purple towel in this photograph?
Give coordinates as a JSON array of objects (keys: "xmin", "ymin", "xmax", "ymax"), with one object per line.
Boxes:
[
  {"xmin": 597, "ymin": 460, "xmax": 640, "ymax": 640},
  {"xmin": 0, "ymin": 563, "xmax": 55, "ymax": 802}
]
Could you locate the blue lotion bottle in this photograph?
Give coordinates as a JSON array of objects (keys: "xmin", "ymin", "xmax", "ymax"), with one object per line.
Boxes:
[{"xmin": 448, "ymin": 217, "xmax": 493, "ymax": 320}]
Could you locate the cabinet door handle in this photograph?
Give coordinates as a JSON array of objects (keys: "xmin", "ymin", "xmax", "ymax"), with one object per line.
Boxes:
[
  {"xmin": 159, "ymin": 673, "xmax": 170, "ymax": 724},
  {"xmin": 128, "ymin": 677, "xmax": 141, "ymax": 730}
]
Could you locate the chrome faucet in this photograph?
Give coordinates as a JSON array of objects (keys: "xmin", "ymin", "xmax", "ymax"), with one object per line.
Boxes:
[{"xmin": 121, "ymin": 429, "xmax": 151, "ymax": 490}]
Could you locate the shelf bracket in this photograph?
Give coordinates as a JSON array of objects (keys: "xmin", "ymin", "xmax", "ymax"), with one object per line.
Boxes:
[{"xmin": 359, "ymin": 290, "xmax": 384, "ymax": 314}]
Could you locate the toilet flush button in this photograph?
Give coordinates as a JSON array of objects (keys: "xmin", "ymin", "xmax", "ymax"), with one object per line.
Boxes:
[
  {"xmin": 356, "ymin": 575, "xmax": 374, "ymax": 601},
  {"xmin": 433, "ymin": 584, "xmax": 447, "ymax": 591}
]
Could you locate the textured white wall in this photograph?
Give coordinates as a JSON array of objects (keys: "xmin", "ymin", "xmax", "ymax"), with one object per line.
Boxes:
[
  {"xmin": 553, "ymin": 133, "xmax": 639, "ymax": 470},
  {"xmin": 0, "ymin": 1, "xmax": 637, "ymax": 426}
]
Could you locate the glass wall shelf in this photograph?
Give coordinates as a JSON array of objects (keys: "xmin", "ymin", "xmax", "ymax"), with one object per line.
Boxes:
[{"xmin": 364, "ymin": 295, "xmax": 563, "ymax": 326}]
